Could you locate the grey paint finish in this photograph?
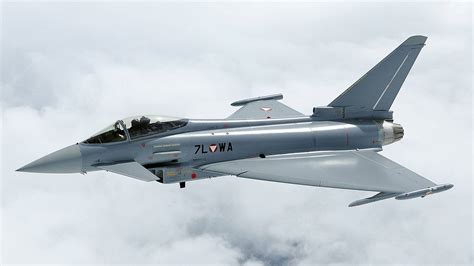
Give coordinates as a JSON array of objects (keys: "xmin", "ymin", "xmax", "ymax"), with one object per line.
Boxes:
[
  {"xmin": 17, "ymin": 144, "xmax": 82, "ymax": 173},
  {"xmin": 97, "ymin": 161, "xmax": 158, "ymax": 182},
  {"xmin": 329, "ymin": 35, "xmax": 426, "ymax": 111},
  {"xmin": 230, "ymin": 93, "xmax": 284, "ymax": 106},
  {"xmin": 228, "ymin": 99, "xmax": 304, "ymax": 119},
  {"xmin": 16, "ymin": 35, "xmax": 453, "ymax": 206},
  {"xmin": 201, "ymin": 149, "xmax": 435, "ymax": 193}
]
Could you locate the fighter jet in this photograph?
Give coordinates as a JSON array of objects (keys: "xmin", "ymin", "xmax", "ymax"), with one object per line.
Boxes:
[{"xmin": 17, "ymin": 35, "xmax": 453, "ymax": 206}]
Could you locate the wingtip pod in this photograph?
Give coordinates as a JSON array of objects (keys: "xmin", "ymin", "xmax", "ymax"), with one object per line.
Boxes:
[
  {"xmin": 348, "ymin": 192, "xmax": 400, "ymax": 207},
  {"xmin": 395, "ymin": 183, "xmax": 454, "ymax": 200},
  {"xmin": 402, "ymin": 35, "xmax": 428, "ymax": 46},
  {"xmin": 231, "ymin": 94, "xmax": 283, "ymax": 106},
  {"xmin": 348, "ymin": 183, "xmax": 453, "ymax": 207}
]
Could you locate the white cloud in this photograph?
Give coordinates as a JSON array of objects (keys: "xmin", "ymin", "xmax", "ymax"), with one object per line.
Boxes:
[{"xmin": 1, "ymin": 1, "xmax": 472, "ymax": 265}]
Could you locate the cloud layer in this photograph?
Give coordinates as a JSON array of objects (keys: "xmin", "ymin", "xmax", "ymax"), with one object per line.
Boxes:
[{"xmin": 1, "ymin": 2, "xmax": 472, "ymax": 264}]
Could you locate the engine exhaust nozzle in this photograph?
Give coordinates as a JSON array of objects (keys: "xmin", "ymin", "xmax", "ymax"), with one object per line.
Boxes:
[{"xmin": 381, "ymin": 121, "xmax": 404, "ymax": 145}]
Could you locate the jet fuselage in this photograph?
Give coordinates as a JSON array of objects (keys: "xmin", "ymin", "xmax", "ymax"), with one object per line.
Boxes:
[
  {"xmin": 19, "ymin": 36, "xmax": 451, "ymax": 207},
  {"xmin": 77, "ymin": 118, "xmax": 398, "ymax": 184}
]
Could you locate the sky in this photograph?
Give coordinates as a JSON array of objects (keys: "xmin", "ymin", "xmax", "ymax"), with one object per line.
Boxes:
[{"xmin": 1, "ymin": 1, "xmax": 472, "ymax": 265}]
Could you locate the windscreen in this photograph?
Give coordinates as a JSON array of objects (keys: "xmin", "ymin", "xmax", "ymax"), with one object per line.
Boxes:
[
  {"xmin": 122, "ymin": 115, "xmax": 188, "ymax": 139},
  {"xmin": 84, "ymin": 121, "xmax": 127, "ymax": 144}
]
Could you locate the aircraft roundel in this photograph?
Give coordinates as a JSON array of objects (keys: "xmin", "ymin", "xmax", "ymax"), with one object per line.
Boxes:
[{"xmin": 209, "ymin": 144, "xmax": 217, "ymax": 152}]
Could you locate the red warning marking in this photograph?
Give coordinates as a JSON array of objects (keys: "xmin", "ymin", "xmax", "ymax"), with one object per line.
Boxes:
[
  {"xmin": 260, "ymin": 107, "xmax": 272, "ymax": 112},
  {"xmin": 191, "ymin": 172, "xmax": 197, "ymax": 179},
  {"xmin": 209, "ymin": 144, "xmax": 217, "ymax": 152}
]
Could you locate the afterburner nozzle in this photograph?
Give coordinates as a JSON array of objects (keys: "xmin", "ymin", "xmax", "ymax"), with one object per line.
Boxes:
[{"xmin": 380, "ymin": 121, "xmax": 404, "ymax": 145}]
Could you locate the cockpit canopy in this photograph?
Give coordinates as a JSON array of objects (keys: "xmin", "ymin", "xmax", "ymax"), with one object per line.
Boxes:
[{"xmin": 84, "ymin": 115, "xmax": 188, "ymax": 144}]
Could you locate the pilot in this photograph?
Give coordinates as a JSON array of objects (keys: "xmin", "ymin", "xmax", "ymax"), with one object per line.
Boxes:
[
  {"xmin": 128, "ymin": 118, "xmax": 141, "ymax": 137},
  {"xmin": 131, "ymin": 119, "xmax": 141, "ymax": 128},
  {"xmin": 139, "ymin": 116, "xmax": 151, "ymax": 126},
  {"xmin": 139, "ymin": 116, "xmax": 151, "ymax": 134},
  {"xmin": 113, "ymin": 122, "xmax": 125, "ymax": 140}
]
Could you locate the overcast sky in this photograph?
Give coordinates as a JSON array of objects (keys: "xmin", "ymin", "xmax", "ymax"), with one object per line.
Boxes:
[{"xmin": 1, "ymin": 1, "xmax": 472, "ymax": 265}]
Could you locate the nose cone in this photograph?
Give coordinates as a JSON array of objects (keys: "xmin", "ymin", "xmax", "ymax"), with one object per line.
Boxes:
[{"xmin": 17, "ymin": 144, "xmax": 83, "ymax": 173}]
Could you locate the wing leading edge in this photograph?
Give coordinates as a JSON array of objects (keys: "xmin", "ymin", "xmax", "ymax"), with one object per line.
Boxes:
[{"xmin": 200, "ymin": 149, "xmax": 452, "ymax": 206}]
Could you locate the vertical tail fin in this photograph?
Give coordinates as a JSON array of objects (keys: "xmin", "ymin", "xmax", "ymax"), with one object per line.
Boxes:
[{"xmin": 329, "ymin": 35, "xmax": 427, "ymax": 112}]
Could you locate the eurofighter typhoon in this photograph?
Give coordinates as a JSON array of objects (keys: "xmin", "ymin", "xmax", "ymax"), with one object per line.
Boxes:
[{"xmin": 18, "ymin": 35, "xmax": 453, "ymax": 206}]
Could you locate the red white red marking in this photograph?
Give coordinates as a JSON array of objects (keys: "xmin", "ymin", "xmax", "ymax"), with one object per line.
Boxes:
[{"xmin": 209, "ymin": 144, "xmax": 217, "ymax": 152}]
